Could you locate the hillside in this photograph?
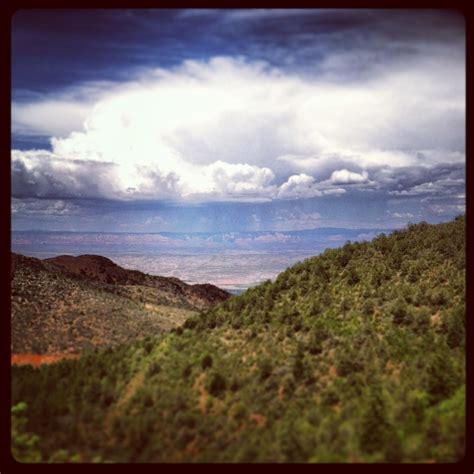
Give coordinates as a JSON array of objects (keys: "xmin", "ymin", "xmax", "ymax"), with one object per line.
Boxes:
[
  {"xmin": 11, "ymin": 253, "xmax": 230, "ymax": 355},
  {"xmin": 12, "ymin": 217, "xmax": 465, "ymax": 463}
]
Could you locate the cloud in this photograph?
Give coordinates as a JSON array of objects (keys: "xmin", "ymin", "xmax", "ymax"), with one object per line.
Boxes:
[
  {"xmin": 11, "ymin": 80, "xmax": 115, "ymax": 138},
  {"xmin": 198, "ymin": 161, "xmax": 276, "ymax": 199},
  {"xmin": 12, "ymin": 100, "xmax": 91, "ymax": 138},
  {"xmin": 423, "ymin": 202, "xmax": 465, "ymax": 216},
  {"xmin": 11, "ymin": 198, "xmax": 83, "ymax": 216},
  {"xmin": 322, "ymin": 187, "xmax": 347, "ymax": 196},
  {"xmin": 277, "ymin": 174, "xmax": 320, "ymax": 199},
  {"xmin": 386, "ymin": 211, "xmax": 415, "ymax": 219},
  {"xmin": 269, "ymin": 209, "xmax": 322, "ymax": 231},
  {"xmin": 11, "ymin": 150, "xmax": 120, "ymax": 199},
  {"xmin": 330, "ymin": 169, "xmax": 369, "ymax": 185},
  {"xmin": 388, "ymin": 176, "xmax": 465, "ymax": 197},
  {"xmin": 11, "ymin": 54, "xmax": 464, "ymax": 204}
]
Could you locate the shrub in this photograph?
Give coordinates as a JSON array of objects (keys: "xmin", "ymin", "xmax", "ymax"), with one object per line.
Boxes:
[
  {"xmin": 201, "ymin": 354, "xmax": 213, "ymax": 370},
  {"xmin": 336, "ymin": 353, "xmax": 364, "ymax": 377},
  {"xmin": 259, "ymin": 359, "xmax": 273, "ymax": 381},
  {"xmin": 427, "ymin": 288, "xmax": 448, "ymax": 307},
  {"xmin": 426, "ymin": 349, "xmax": 459, "ymax": 405},
  {"xmin": 443, "ymin": 305, "xmax": 465, "ymax": 349},
  {"xmin": 143, "ymin": 339, "xmax": 154, "ymax": 355},
  {"xmin": 412, "ymin": 307, "xmax": 430, "ymax": 333},
  {"xmin": 391, "ymin": 299, "xmax": 412, "ymax": 325},
  {"xmin": 147, "ymin": 361, "xmax": 161, "ymax": 376},
  {"xmin": 182, "ymin": 364, "xmax": 193, "ymax": 380},
  {"xmin": 359, "ymin": 387, "xmax": 393, "ymax": 455},
  {"xmin": 11, "ymin": 402, "xmax": 42, "ymax": 463},
  {"xmin": 321, "ymin": 387, "xmax": 339, "ymax": 407},
  {"xmin": 208, "ymin": 373, "xmax": 227, "ymax": 397}
]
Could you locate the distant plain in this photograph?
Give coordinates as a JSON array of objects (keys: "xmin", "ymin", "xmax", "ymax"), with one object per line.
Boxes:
[{"xmin": 12, "ymin": 228, "xmax": 392, "ymax": 292}]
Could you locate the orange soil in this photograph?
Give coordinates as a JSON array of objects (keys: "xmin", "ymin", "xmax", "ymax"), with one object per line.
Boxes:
[{"xmin": 11, "ymin": 353, "xmax": 80, "ymax": 367}]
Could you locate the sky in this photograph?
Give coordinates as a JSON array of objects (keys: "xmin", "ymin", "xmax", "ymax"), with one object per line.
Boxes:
[{"xmin": 11, "ymin": 9, "xmax": 466, "ymax": 232}]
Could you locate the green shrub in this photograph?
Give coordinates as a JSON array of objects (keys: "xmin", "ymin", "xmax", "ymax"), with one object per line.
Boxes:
[{"xmin": 11, "ymin": 402, "xmax": 42, "ymax": 463}]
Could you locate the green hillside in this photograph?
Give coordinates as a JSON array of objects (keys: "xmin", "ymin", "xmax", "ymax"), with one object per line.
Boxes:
[{"xmin": 11, "ymin": 216, "xmax": 465, "ymax": 463}]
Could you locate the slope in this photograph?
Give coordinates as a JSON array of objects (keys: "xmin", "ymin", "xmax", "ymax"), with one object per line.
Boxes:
[
  {"xmin": 11, "ymin": 253, "xmax": 230, "ymax": 355},
  {"xmin": 11, "ymin": 216, "xmax": 465, "ymax": 462}
]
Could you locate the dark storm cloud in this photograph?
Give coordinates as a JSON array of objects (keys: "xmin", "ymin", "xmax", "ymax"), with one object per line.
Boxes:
[
  {"xmin": 197, "ymin": 9, "xmax": 464, "ymax": 82},
  {"xmin": 370, "ymin": 162, "xmax": 465, "ymax": 197},
  {"xmin": 12, "ymin": 9, "xmax": 464, "ymax": 96},
  {"xmin": 11, "ymin": 153, "xmax": 119, "ymax": 199}
]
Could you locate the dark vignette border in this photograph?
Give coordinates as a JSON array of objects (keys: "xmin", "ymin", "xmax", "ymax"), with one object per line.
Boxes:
[{"xmin": 0, "ymin": 1, "xmax": 471, "ymax": 473}]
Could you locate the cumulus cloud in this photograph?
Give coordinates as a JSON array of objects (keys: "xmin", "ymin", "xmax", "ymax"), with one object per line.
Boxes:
[
  {"xmin": 330, "ymin": 169, "xmax": 369, "ymax": 185},
  {"xmin": 199, "ymin": 161, "xmax": 276, "ymax": 199},
  {"xmin": 11, "ymin": 55, "xmax": 465, "ymax": 203},
  {"xmin": 277, "ymin": 174, "xmax": 320, "ymax": 199}
]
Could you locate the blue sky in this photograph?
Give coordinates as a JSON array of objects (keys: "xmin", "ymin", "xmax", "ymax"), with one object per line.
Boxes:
[{"xmin": 11, "ymin": 9, "xmax": 465, "ymax": 232}]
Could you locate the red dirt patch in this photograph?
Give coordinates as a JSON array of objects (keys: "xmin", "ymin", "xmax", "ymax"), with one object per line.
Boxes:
[
  {"xmin": 249, "ymin": 413, "xmax": 267, "ymax": 427},
  {"xmin": 430, "ymin": 311, "xmax": 442, "ymax": 326},
  {"xmin": 11, "ymin": 353, "xmax": 80, "ymax": 367}
]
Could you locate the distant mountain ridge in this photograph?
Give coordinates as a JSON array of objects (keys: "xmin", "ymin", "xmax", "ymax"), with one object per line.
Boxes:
[
  {"xmin": 11, "ymin": 226, "xmax": 396, "ymax": 254},
  {"xmin": 15, "ymin": 253, "xmax": 230, "ymax": 307}
]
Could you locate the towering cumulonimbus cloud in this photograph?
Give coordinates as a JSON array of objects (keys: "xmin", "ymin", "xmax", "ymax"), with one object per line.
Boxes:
[
  {"xmin": 11, "ymin": 9, "xmax": 465, "ymax": 230},
  {"xmin": 11, "ymin": 54, "xmax": 465, "ymax": 203}
]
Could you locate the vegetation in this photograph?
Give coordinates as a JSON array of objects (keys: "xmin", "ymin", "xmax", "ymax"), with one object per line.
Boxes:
[
  {"xmin": 11, "ymin": 216, "xmax": 465, "ymax": 462},
  {"xmin": 11, "ymin": 253, "xmax": 229, "ymax": 354}
]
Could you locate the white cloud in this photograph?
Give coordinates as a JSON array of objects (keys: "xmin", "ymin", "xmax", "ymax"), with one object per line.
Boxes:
[
  {"xmin": 322, "ymin": 187, "xmax": 347, "ymax": 196},
  {"xmin": 277, "ymin": 174, "xmax": 320, "ymax": 199},
  {"xmin": 11, "ymin": 55, "xmax": 465, "ymax": 202},
  {"xmin": 330, "ymin": 169, "xmax": 369, "ymax": 185},
  {"xmin": 12, "ymin": 100, "xmax": 91, "ymax": 137},
  {"xmin": 389, "ymin": 181, "xmax": 448, "ymax": 197},
  {"xmin": 198, "ymin": 161, "xmax": 276, "ymax": 198},
  {"xmin": 386, "ymin": 211, "xmax": 415, "ymax": 219}
]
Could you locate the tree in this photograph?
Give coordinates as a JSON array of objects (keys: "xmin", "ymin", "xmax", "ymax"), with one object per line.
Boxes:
[
  {"xmin": 359, "ymin": 387, "xmax": 393, "ymax": 456},
  {"xmin": 258, "ymin": 358, "xmax": 273, "ymax": 381},
  {"xmin": 391, "ymin": 298, "xmax": 412, "ymax": 326},
  {"xmin": 201, "ymin": 354, "xmax": 213, "ymax": 370},
  {"xmin": 11, "ymin": 402, "xmax": 42, "ymax": 463},
  {"xmin": 443, "ymin": 305, "xmax": 465, "ymax": 349},
  {"xmin": 208, "ymin": 372, "xmax": 227, "ymax": 397},
  {"xmin": 426, "ymin": 348, "xmax": 459, "ymax": 405}
]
